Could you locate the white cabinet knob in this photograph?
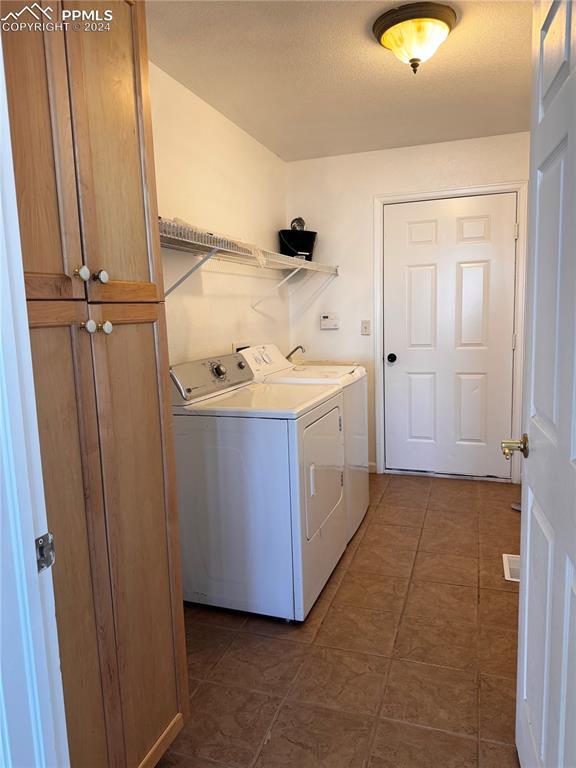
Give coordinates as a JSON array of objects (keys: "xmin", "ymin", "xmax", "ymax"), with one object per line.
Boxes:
[
  {"xmin": 81, "ymin": 319, "xmax": 97, "ymax": 334},
  {"xmin": 98, "ymin": 320, "xmax": 114, "ymax": 335},
  {"xmin": 93, "ymin": 269, "xmax": 109, "ymax": 284},
  {"xmin": 73, "ymin": 265, "xmax": 91, "ymax": 282}
]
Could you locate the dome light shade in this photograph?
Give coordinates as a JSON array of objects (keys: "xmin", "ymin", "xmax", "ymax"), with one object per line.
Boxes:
[{"xmin": 373, "ymin": 3, "xmax": 457, "ymax": 73}]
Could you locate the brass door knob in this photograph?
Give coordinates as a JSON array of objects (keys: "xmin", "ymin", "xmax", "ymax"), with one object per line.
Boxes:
[{"xmin": 501, "ymin": 434, "xmax": 529, "ymax": 460}]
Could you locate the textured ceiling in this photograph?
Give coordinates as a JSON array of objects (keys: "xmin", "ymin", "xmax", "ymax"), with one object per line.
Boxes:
[{"xmin": 146, "ymin": 1, "xmax": 532, "ymax": 161}]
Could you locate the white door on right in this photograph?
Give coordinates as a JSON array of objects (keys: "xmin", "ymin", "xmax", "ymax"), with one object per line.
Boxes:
[
  {"xmin": 516, "ymin": 2, "xmax": 576, "ymax": 766},
  {"xmin": 384, "ymin": 193, "xmax": 517, "ymax": 477}
]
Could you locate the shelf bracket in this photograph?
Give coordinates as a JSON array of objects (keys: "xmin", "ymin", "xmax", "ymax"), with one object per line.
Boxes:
[
  {"xmin": 165, "ymin": 248, "xmax": 219, "ymax": 296},
  {"xmin": 251, "ymin": 266, "xmax": 303, "ymax": 309}
]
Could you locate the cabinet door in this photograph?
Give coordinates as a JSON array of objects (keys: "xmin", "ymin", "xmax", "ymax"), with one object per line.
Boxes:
[
  {"xmin": 89, "ymin": 302, "xmax": 187, "ymax": 766},
  {"xmin": 65, "ymin": 1, "xmax": 163, "ymax": 303},
  {"xmin": 27, "ymin": 301, "xmax": 124, "ymax": 767},
  {"xmin": 3, "ymin": 4, "xmax": 84, "ymax": 300}
]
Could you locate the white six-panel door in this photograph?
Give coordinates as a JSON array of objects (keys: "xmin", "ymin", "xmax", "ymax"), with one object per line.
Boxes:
[
  {"xmin": 383, "ymin": 193, "xmax": 517, "ymax": 477},
  {"xmin": 516, "ymin": 2, "xmax": 576, "ymax": 766}
]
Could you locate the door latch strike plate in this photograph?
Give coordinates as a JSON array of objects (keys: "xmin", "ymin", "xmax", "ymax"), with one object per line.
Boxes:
[{"xmin": 36, "ymin": 532, "xmax": 55, "ymax": 573}]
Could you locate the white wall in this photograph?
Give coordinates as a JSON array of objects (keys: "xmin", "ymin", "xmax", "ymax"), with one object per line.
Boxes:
[
  {"xmin": 149, "ymin": 63, "xmax": 289, "ymax": 363},
  {"xmin": 286, "ymin": 132, "xmax": 531, "ymax": 466},
  {"xmin": 149, "ymin": 67, "xmax": 530, "ymax": 465}
]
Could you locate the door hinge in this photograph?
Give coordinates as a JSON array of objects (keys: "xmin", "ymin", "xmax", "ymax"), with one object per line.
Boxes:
[
  {"xmin": 512, "ymin": 333, "xmax": 517, "ymax": 350},
  {"xmin": 36, "ymin": 532, "xmax": 55, "ymax": 573},
  {"xmin": 514, "ymin": 222, "xmax": 520, "ymax": 240},
  {"xmin": 341, "ymin": 471, "xmax": 344, "ymax": 487},
  {"xmin": 339, "ymin": 415, "xmax": 343, "ymax": 432}
]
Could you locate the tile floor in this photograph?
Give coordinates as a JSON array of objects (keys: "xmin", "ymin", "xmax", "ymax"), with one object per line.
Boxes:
[{"xmin": 160, "ymin": 474, "xmax": 521, "ymax": 768}]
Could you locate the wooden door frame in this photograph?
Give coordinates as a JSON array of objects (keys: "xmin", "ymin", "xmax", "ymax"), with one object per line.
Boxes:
[
  {"xmin": 373, "ymin": 181, "xmax": 528, "ymax": 483},
  {"xmin": 0, "ymin": 39, "xmax": 69, "ymax": 765}
]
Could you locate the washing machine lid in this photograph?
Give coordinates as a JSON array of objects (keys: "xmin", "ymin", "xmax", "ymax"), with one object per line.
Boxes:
[
  {"xmin": 266, "ymin": 365, "xmax": 365, "ymax": 385},
  {"xmin": 176, "ymin": 382, "xmax": 341, "ymax": 419},
  {"xmin": 240, "ymin": 344, "xmax": 363, "ymax": 384}
]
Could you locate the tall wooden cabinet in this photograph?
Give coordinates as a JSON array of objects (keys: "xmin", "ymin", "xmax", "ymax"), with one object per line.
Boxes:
[
  {"xmin": 3, "ymin": 2, "xmax": 188, "ymax": 766},
  {"xmin": 3, "ymin": 0, "xmax": 162, "ymax": 302}
]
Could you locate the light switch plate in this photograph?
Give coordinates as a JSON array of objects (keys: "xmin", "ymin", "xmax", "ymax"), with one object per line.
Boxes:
[{"xmin": 361, "ymin": 320, "xmax": 371, "ymax": 336}]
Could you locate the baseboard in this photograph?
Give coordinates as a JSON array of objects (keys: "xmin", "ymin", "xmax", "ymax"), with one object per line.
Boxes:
[{"xmin": 139, "ymin": 712, "xmax": 184, "ymax": 768}]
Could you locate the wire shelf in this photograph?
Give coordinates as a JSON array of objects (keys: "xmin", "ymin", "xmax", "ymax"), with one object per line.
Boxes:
[{"xmin": 159, "ymin": 222, "xmax": 338, "ymax": 277}]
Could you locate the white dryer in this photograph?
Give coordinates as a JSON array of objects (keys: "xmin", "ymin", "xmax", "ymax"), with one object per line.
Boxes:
[
  {"xmin": 170, "ymin": 353, "xmax": 347, "ymax": 621},
  {"xmin": 240, "ymin": 345, "xmax": 369, "ymax": 541}
]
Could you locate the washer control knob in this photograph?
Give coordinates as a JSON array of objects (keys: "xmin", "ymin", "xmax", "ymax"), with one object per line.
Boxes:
[
  {"xmin": 238, "ymin": 361, "xmax": 246, "ymax": 369},
  {"xmin": 212, "ymin": 362, "xmax": 227, "ymax": 379}
]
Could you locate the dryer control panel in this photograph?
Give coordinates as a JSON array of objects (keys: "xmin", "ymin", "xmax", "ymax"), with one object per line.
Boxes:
[
  {"xmin": 240, "ymin": 344, "xmax": 293, "ymax": 377},
  {"xmin": 170, "ymin": 353, "xmax": 254, "ymax": 405}
]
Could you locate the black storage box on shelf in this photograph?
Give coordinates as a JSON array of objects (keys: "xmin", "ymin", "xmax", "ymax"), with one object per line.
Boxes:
[{"xmin": 278, "ymin": 229, "xmax": 317, "ymax": 261}]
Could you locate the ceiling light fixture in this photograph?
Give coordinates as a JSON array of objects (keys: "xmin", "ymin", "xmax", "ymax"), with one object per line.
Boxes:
[{"xmin": 373, "ymin": 2, "xmax": 457, "ymax": 74}]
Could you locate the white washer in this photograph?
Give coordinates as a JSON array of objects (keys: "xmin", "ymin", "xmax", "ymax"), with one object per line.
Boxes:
[
  {"xmin": 170, "ymin": 353, "xmax": 347, "ymax": 621},
  {"xmin": 240, "ymin": 345, "xmax": 369, "ymax": 540}
]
